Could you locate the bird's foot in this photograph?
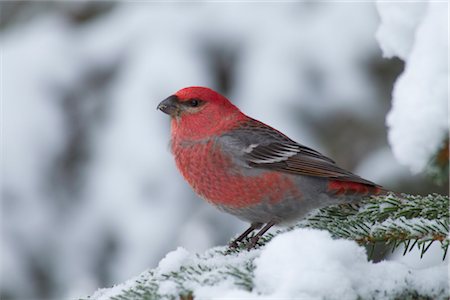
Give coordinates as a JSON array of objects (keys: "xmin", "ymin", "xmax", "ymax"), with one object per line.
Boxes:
[
  {"xmin": 227, "ymin": 222, "xmax": 263, "ymax": 251},
  {"xmin": 225, "ymin": 240, "xmax": 244, "ymax": 255},
  {"xmin": 246, "ymin": 236, "xmax": 261, "ymax": 251},
  {"xmin": 228, "ymin": 240, "xmax": 239, "ymax": 249}
]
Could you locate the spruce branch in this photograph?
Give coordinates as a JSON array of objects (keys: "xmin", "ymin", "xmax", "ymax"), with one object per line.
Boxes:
[
  {"xmin": 87, "ymin": 193, "xmax": 449, "ymax": 300},
  {"xmin": 293, "ymin": 193, "xmax": 449, "ymax": 259},
  {"xmin": 222, "ymin": 193, "xmax": 448, "ymax": 258}
]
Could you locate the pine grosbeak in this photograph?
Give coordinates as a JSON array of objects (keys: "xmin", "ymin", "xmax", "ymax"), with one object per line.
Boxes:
[{"xmin": 158, "ymin": 87, "xmax": 385, "ymax": 249}]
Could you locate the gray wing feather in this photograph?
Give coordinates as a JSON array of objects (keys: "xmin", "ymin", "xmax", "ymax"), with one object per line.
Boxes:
[{"xmin": 219, "ymin": 119, "xmax": 377, "ymax": 186}]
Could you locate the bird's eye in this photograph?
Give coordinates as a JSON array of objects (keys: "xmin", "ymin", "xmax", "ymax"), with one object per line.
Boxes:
[{"xmin": 189, "ymin": 99, "xmax": 199, "ymax": 107}]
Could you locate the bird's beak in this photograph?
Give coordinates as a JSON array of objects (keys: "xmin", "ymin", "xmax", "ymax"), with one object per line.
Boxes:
[{"xmin": 157, "ymin": 95, "xmax": 179, "ymax": 116}]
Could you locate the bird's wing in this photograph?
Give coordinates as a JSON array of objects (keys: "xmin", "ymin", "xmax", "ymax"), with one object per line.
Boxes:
[{"xmin": 220, "ymin": 118, "xmax": 378, "ymax": 186}]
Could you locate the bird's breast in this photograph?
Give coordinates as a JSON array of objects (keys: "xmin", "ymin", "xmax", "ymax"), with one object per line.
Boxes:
[{"xmin": 171, "ymin": 138, "xmax": 301, "ymax": 208}]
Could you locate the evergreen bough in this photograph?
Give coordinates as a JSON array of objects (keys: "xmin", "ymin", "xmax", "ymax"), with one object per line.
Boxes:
[
  {"xmin": 87, "ymin": 193, "xmax": 449, "ymax": 300},
  {"xmin": 295, "ymin": 193, "xmax": 449, "ymax": 260}
]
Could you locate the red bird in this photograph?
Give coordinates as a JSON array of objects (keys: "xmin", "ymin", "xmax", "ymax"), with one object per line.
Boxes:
[{"xmin": 158, "ymin": 87, "xmax": 384, "ymax": 249}]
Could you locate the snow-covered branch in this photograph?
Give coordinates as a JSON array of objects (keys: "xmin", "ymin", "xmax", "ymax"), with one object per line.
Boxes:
[
  {"xmin": 87, "ymin": 193, "xmax": 449, "ymax": 300},
  {"xmin": 298, "ymin": 193, "xmax": 449, "ymax": 259}
]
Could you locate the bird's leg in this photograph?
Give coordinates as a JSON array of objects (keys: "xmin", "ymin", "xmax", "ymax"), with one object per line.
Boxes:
[
  {"xmin": 246, "ymin": 220, "xmax": 276, "ymax": 250},
  {"xmin": 229, "ymin": 223, "xmax": 263, "ymax": 248}
]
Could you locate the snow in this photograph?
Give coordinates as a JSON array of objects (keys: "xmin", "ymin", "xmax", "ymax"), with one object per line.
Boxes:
[
  {"xmin": 391, "ymin": 241, "xmax": 448, "ymax": 270},
  {"xmin": 90, "ymin": 228, "xmax": 449, "ymax": 300},
  {"xmin": 157, "ymin": 247, "xmax": 190, "ymax": 274},
  {"xmin": 252, "ymin": 229, "xmax": 447, "ymax": 300},
  {"xmin": 377, "ymin": 1, "xmax": 449, "ymax": 173},
  {"xmin": 376, "ymin": 2, "xmax": 426, "ymax": 60},
  {"xmin": 91, "ymin": 272, "xmax": 153, "ymax": 300},
  {"xmin": 254, "ymin": 230, "xmax": 367, "ymax": 299}
]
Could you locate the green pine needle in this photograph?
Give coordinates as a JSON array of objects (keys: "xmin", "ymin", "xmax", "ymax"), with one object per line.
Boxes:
[{"xmin": 86, "ymin": 193, "xmax": 449, "ymax": 300}]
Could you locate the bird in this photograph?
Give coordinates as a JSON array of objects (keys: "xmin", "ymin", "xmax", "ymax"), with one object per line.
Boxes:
[{"xmin": 157, "ymin": 86, "xmax": 385, "ymax": 250}]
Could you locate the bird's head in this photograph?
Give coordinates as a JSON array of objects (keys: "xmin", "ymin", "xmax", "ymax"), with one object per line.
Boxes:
[{"xmin": 158, "ymin": 87, "xmax": 245, "ymax": 139}]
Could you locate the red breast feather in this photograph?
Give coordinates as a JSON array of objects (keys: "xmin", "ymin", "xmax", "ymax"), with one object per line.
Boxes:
[{"xmin": 171, "ymin": 137, "xmax": 301, "ymax": 209}]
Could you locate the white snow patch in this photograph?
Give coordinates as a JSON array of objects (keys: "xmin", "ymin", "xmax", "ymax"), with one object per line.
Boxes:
[
  {"xmin": 157, "ymin": 281, "xmax": 178, "ymax": 296},
  {"xmin": 390, "ymin": 241, "xmax": 448, "ymax": 270},
  {"xmin": 252, "ymin": 229, "xmax": 447, "ymax": 299},
  {"xmin": 90, "ymin": 272, "xmax": 152, "ymax": 300},
  {"xmin": 91, "ymin": 228, "xmax": 449, "ymax": 299},
  {"xmin": 377, "ymin": 1, "xmax": 448, "ymax": 173},
  {"xmin": 254, "ymin": 229, "xmax": 365, "ymax": 299},
  {"xmin": 376, "ymin": 2, "xmax": 426, "ymax": 59},
  {"xmin": 157, "ymin": 247, "xmax": 191, "ymax": 274}
]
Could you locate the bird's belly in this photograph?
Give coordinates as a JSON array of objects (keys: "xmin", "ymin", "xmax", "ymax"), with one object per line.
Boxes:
[
  {"xmin": 216, "ymin": 175, "xmax": 339, "ymax": 224},
  {"xmin": 172, "ymin": 140, "xmax": 301, "ymax": 210}
]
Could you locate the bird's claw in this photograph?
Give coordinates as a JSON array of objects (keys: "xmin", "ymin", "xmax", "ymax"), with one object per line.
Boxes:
[
  {"xmin": 228, "ymin": 236, "xmax": 258, "ymax": 251},
  {"xmin": 246, "ymin": 236, "xmax": 260, "ymax": 251},
  {"xmin": 228, "ymin": 240, "xmax": 239, "ymax": 249}
]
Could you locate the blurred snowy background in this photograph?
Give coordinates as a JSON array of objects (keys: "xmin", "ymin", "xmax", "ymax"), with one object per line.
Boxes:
[{"xmin": 1, "ymin": 2, "xmax": 448, "ymax": 299}]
